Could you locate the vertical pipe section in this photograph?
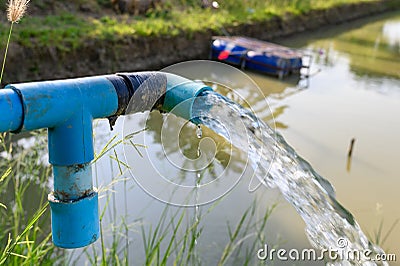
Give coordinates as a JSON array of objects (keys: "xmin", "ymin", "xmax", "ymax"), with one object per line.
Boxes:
[
  {"xmin": 0, "ymin": 72, "xmax": 213, "ymax": 249},
  {"xmin": 49, "ymin": 191, "xmax": 99, "ymax": 249},
  {"xmin": 53, "ymin": 164, "xmax": 93, "ymax": 201},
  {"xmin": 7, "ymin": 76, "xmax": 120, "ymax": 248}
]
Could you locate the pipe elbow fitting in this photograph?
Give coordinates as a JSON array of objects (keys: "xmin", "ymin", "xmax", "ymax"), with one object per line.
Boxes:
[
  {"xmin": 161, "ymin": 73, "xmax": 213, "ymax": 124},
  {"xmin": 111, "ymin": 72, "xmax": 212, "ymax": 125}
]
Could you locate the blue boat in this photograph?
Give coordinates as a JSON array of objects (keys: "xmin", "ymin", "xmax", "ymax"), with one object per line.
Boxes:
[{"xmin": 211, "ymin": 36, "xmax": 306, "ymax": 78}]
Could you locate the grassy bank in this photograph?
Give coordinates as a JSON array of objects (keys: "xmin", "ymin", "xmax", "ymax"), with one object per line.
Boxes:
[
  {"xmin": 0, "ymin": 0, "xmax": 396, "ymax": 51},
  {"xmin": 0, "ymin": 132, "xmax": 59, "ymax": 265}
]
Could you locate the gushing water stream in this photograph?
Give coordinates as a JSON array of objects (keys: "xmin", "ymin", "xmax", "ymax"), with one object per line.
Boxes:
[{"xmin": 193, "ymin": 90, "xmax": 386, "ymax": 265}]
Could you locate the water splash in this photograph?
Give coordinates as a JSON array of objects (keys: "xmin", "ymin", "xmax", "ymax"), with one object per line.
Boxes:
[{"xmin": 193, "ymin": 91, "xmax": 386, "ymax": 265}]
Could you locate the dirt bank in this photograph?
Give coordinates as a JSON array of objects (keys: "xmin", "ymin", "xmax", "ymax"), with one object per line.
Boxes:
[{"xmin": 4, "ymin": 1, "xmax": 399, "ymax": 83}]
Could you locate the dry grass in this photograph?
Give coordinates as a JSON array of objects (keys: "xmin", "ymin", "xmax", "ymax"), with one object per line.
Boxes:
[{"xmin": 7, "ymin": 0, "xmax": 30, "ymax": 23}]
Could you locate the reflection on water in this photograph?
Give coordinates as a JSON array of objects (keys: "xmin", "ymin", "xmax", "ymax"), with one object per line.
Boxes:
[
  {"xmin": 145, "ymin": 111, "xmax": 246, "ymax": 184},
  {"xmin": 291, "ymin": 12, "xmax": 400, "ymax": 80},
  {"xmin": 383, "ymin": 21, "xmax": 400, "ymax": 47}
]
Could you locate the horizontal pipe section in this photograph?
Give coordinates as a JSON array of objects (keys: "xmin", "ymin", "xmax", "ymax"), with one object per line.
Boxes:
[
  {"xmin": 5, "ymin": 76, "xmax": 119, "ymax": 132},
  {"xmin": 1, "ymin": 73, "xmax": 214, "ymax": 135},
  {"xmin": 119, "ymin": 72, "xmax": 167, "ymax": 114}
]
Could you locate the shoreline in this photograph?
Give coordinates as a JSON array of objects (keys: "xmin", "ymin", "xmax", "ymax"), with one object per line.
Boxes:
[{"xmin": 4, "ymin": 0, "xmax": 400, "ymax": 84}]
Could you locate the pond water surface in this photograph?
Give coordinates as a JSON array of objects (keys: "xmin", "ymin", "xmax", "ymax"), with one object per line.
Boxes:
[
  {"xmin": 6, "ymin": 11, "xmax": 400, "ymax": 266},
  {"xmin": 75, "ymin": 11, "xmax": 400, "ymax": 265}
]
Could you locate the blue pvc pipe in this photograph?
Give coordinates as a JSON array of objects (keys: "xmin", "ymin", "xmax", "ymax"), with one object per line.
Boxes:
[
  {"xmin": 6, "ymin": 76, "xmax": 119, "ymax": 165},
  {"xmin": 0, "ymin": 89, "xmax": 23, "ymax": 132},
  {"xmin": 49, "ymin": 191, "xmax": 99, "ymax": 249},
  {"xmin": 6, "ymin": 77, "xmax": 118, "ymax": 131},
  {"xmin": 5, "ymin": 76, "xmax": 118, "ymax": 248},
  {"xmin": 53, "ymin": 164, "xmax": 93, "ymax": 201},
  {"xmin": 48, "ymin": 112, "xmax": 94, "ymax": 166},
  {"xmin": 163, "ymin": 74, "xmax": 212, "ymax": 124},
  {"xmin": 0, "ymin": 72, "xmax": 213, "ymax": 249}
]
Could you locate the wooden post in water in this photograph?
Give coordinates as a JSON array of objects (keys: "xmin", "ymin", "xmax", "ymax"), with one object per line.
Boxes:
[
  {"xmin": 348, "ymin": 138, "xmax": 356, "ymax": 158},
  {"xmin": 346, "ymin": 138, "xmax": 356, "ymax": 172}
]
